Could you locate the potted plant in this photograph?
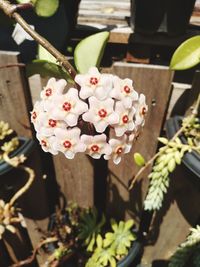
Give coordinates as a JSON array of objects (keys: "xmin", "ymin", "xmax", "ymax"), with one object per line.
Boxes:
[
  {"xmin": 0, "ymin": 121, "xmax": 34, "ymax": 175},
  {"xmin": 0, "ymin": 1, "xmax": 149, "ymax": 266},
  {"xmin": 0, "ymin": 121, "xmax": 37, "ymax": 265}
]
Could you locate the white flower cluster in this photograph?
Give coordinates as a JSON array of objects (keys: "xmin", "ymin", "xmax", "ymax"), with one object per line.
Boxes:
[{"xmin": 31, "ymin": 67, "xmax": 148, "ymax": 164}]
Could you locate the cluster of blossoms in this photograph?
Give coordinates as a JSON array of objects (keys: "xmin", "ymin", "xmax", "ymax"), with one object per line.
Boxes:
[{"xmin": 31, "ymin": 67, "xmax": 147, "ymax": 164}]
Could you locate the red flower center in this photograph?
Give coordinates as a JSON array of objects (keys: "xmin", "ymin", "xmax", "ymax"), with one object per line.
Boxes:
[
  {"xmin": 62, "ymin": 102, "xmax": 72, "ymax": 112},
  {"xmin": 141, "ymin": 106, "xmax": 147, "ymax": 116},
  {"xmin": 41, "ymin": 140, "xmax": 47, "ymax": 147},
  {"xmin": 48, "ymin": 119, "xmax": 57, "ymax": 127},
  {"xmin": 98, "ymin": 109, "xmax": 107, "ymax": 118},
  {"xmin": 90, "ymin": 77, "xmax": 98, "ymax": 85},
  {"xmin": 91, "ymin": 145, "xmax": 99, "ymax": 152},
  {"xmin": 32, "ymin": 111, "xmax": 37, "ymax": 120},
  {"xmin": 124, "ymin": 85, "xmax": 131, "ymax": 94},
  {"xmin": 45, "ymin": 88, "xmax": 52, "ymax": 97},
  {"xmin": 122, "ymin": 115, "xmax": 129, "ymax": 124},
  {"xmin": 116, "ymin": 146, "xmax": 123, "ymax": 154},
  {"xmin": 63, "ymin": 140, "xmax": 72, "ymax": 149}
]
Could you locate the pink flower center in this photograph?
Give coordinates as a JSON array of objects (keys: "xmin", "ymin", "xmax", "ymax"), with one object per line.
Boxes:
[
  {"xmin": 62, "ymin": 102, "xmax": 72, "ymax": 112},
  {"xmin": 41, "ymin": 140, "xmax": 47, "ymax": 147},
  {"xmin": 90, "ymin": 77, "xmax": 98, "ymax": 85},
  {"xmin": 91, "ymin": 145, "xmax": 99, "ymax": 152},
  {"xmin": 48, "ymin": 119, "xmax": 57, "ymax": 127},
  {"xmin": 98, "ymin": 109, "xmax": 107, "ymax": 118},
  {"xmin": 63, "ymin": 140, "xmax": 72, "ymax": 149},
  {"xmin": 122, "ymin": 115, "xmax": 129, "ymax": 124},
  {"xmin": 124, "ymin": 85, "xmax": 131, "ymax": 94},
  {"xmin": 140, "ymin": 106, "xmax": 147, "ymax": 116},
  {"xmin": 45, "ymin": 88, "xmax": 52, "ymax": 97},
  {"xmin": 116, "ymin": 146, "xmax": 123, "ymax": 155},
  {"xmin": 32, "ymin": 111, "xmax": 37, "ymax": 120}
]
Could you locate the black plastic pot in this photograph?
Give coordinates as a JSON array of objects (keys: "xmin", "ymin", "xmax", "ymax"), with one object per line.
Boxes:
[
  {"xmin": 0, "ymin": 137, "xmax": 35, "ymax": 176},
  {"xmin": 117, "ymin": 241, "xmax": 142, "ymax": 267},
  {"xmin": 166, "ymin": 116, "xmax": 200, "ymax": 178},
  {"xmin": 132, "ymin": 0, "xmax": 165, "ymax": 34},
  {"xmin": 131, "ymin": 0, "xmax": 195, "ymax": 36}
]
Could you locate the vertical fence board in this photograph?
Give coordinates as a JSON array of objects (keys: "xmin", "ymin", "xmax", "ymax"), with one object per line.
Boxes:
[
  {"xmin": 53, "ymin": 153, "xmax": 94, "ymax": 207},
  {"xmin": 106, "ymin": 63, "xmax": 174, "ymax": 223}
]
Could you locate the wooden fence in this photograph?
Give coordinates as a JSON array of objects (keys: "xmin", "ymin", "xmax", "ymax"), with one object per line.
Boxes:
[{"xmin": 0, "ymin": 51, "xmax": 200, "ymax": 267}]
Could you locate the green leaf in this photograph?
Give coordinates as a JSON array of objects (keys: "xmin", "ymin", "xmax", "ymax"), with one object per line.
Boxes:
[
  {"xmin": 158, "ymin": 137, "xmax": 168, "ymax": 145},
  {"xmin": 34, "ymin": 0, "xmax": 59, "ymax": 17},
  {"xmin": 168, "ymin": 158, "xmax": 176, "ymax": 173},
  {"xmin": 26, "ymin": 60, "xmax": 73, "ymax": 83},
  {"xmin": 170, "ymin": 36, "xmax": 200, "ymax": 70},
  {"xmin": 38, "ymin": 45, "xmax": 57, "ymax": 64},
  {"xmin": 74, "ymin": 31, "xmax": 109, "ymax": 74},
  {"xmin": 133, "ymin": 152, "xmax": 145, "ymax": 167}
]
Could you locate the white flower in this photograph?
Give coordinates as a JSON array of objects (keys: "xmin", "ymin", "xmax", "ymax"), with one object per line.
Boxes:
[
  {"xmin": 114, "ymin": 101, "xmax": 136, "ymax": 136},
  {"xmin": 82, "ymin": 96, "xmax": 119, "ymax": 133},
  {"xmin": 81, "ymin": 134, "xmax": 111, "ymax": 159},
  {"xmin": 41, "ymin": 78, "xmax": 67, "ymax": 101},
  {"xmin": 75, "ymin": 67, "xmax": 113, "ymax": 100},
  {"xmin": 45, "ymin": 88, "xmax": 88, "ymax": 127},
  {"xmin": 104, "ymin": 137, "xmax": 131, "ymax": 164},
  {"xmin": 36, "ymin": 133, "xmax": 58, "ymax": 155},
  {"xmin": 110, "ymin": 76, "xmax": 138, "ymax": 108},
  {"xmin": 54, "ymin": 128, "xmax": 86, "ymax": 159},
  {"xmin": 31, "ymin": 101, "xmax": 45, "ymax": 130},
  {"xmin": 35, "ymin": 112, "xmax": 67, "ymax": 137},
  {"xmin": 135, "ymin": 94, "xmax": 148, "ymax": 126}
]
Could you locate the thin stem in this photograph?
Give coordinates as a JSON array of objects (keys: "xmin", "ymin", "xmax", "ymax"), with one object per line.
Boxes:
[
  {"xmin": 0, "ymin": 0, "xmax": 77, "ymax": 80},
  {"xmin": 3, "ymin": 153, "xmax": 35, "ymax": 207},
  {"xmin": 10, "ymin": 237, "xmax": 58, "ymax": 267},
  {"xmin": 129, "ymin": 93, "xmax": 200, "ymax": 190}
]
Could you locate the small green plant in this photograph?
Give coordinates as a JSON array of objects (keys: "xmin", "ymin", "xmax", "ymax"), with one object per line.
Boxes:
[
  {"xmin": 86, "ymin": 219, "xmax": 136, "ymax": 267},
  {"xmin": 78, "ymin": 207, "xmax": 105, "ymax": 251},
  {"xmin": 169, "ymin": 225, "xmax": 200, "ymax": 267}
]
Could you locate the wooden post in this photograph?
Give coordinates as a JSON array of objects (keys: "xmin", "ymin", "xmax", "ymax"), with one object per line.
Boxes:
[{"xmin": 105, "ymin": 62, "xmax": 174, "ymax": 223}]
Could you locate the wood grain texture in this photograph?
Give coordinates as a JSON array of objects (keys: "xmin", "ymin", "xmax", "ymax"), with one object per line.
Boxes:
[
  {"xmin": 0, "ymin": 51, "xmax": 32, "ymax": 137},
  {"xmin": 53, "ymin": 153, "xmax": 94, "ymax": 208},
  {"xmin": 105, "ymin": 62, "xmax": 174, "ymax": 223}
]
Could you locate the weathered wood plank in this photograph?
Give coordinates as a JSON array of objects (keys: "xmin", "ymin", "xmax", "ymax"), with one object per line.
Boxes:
[
  {"xmin": 105, "ymin": 63, "xmax": 174, "ymax": 223},
  {"xmin": 53, "ymin": 153, "xmax": 94, "ymax": 208}
]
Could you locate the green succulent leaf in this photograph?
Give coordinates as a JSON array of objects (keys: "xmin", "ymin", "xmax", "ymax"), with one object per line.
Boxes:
[
  {"xmin": 170, "ymin": 36, "xmax": 200, "ymax": 70},
  {"xmin": 34, "ymin": 0, "xmax": 59, "ymax": 17},
  {"xmin": 26, "ymin": 60, "xmax": 73, "ymax": 83},
  {"xmin": 78, "ymin": 208, "xmax": 105, "ymax": 252},
  {"xmin": 74, "ymin": 31, "xmax": 109, "ymax": 74},
  {"xmin": 134, "ymin": 152, "xmax": 146, "ymax": 167},
  {"xmin": 38, "ymin": 45, "xmax": 57, "ymax": 64}
]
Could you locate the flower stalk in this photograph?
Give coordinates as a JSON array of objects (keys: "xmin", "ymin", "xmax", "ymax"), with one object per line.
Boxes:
[{"xmin": 0, "ymin": 0, "xmax": 77, "ymax": 80}]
